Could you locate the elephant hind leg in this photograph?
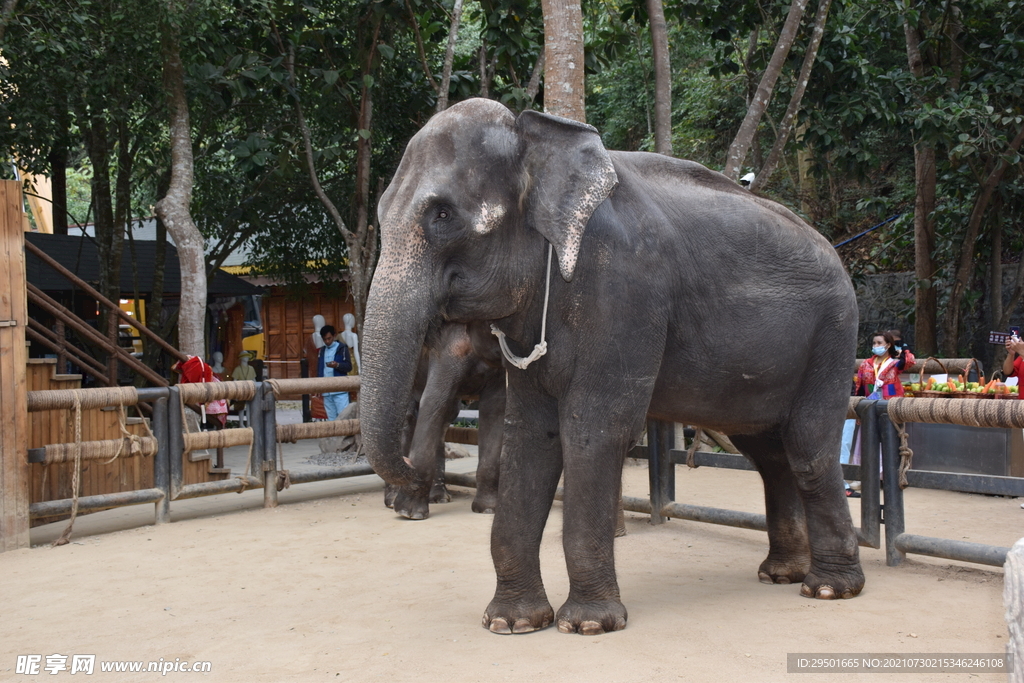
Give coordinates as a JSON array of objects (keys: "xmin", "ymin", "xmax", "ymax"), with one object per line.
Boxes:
[
  {"xmin": 731, "ymin": 433, "xmax": 812, "ymax": 585},
  {"xmin": 787, "ymin": 410, "xmax": 864, "ymax": 599}
]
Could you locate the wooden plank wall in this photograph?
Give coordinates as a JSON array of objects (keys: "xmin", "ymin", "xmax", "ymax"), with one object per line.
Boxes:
[
  {"xmin": 263, "ymin": 283, "xmax": 355, "ymax": 379},
  {"xmin": 0, "ymin": 180, "xmax": 30, "ymax": 551}
]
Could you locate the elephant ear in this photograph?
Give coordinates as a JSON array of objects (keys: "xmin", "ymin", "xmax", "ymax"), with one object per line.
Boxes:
[{"xmin": 516, "ymin": 110, "xmax": 618, "ymax": 282}]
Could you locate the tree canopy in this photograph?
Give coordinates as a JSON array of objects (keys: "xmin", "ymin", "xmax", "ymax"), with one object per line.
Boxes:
[{"xmin": 3, "ymin": 0, "xmax": 1023, "ymax": 363}]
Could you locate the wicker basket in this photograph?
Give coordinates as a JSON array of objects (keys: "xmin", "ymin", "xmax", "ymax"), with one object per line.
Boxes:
[
  {"xmin": 911, "ymin": 357, "xmax": 950, "ymax": 398},
  {"xmin": 952, "ymin": 358, "xmax": 986, "ymax": 398}
]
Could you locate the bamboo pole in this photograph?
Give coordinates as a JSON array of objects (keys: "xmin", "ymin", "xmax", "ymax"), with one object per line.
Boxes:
[{"xmin": 0, "ymin": 180, "xmax": 30, "ymax": 551}]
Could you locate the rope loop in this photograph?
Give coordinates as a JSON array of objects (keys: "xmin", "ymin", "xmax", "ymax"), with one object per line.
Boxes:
[
  {"xmin": 492, "ymin": 242, "xmax": 554, "ymax": 371},
  {"xmin": 894, "ymin": 421, "xmax": 913, "ymax": 489},
  {"xmin": 53, "ymin": 394, "xmax": 83, "ymax": 547}
]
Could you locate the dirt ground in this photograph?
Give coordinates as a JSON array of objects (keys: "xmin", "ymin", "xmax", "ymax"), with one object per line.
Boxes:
[{"xmin": 1, "ymin": 458, "xmax": 1019, "ymax": 682}]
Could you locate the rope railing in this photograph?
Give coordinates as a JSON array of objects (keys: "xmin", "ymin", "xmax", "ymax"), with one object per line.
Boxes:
[
  {"xmin": 182, "ymin": 428, "xmax": 254, "ymax": 452},
  {"xmin": 27, "ymin": 386, "xmax": 140, "ymax": 412},
  {"xmin": 277, "ymin": 419, "xmax": 359, "ymax": 443},
  {"xmin": 176, "ymin": 380, "xmax": 258, "ymax": 405},
  {"xmin": 887, "ymin": 396, "xmax": 1024, "ymax": 429},
  {"xmin": 36, "ymin": 437, "xmax": 158, "ymax": 464},
  {"xmin": 266, "ymin": 376, "xmax": 360, "ymax": 398}
]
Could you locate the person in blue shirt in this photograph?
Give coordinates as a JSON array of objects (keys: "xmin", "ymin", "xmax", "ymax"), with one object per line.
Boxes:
[{"xmin": 317, "ymin": 325, "xmax": 352, "ymax": 420}]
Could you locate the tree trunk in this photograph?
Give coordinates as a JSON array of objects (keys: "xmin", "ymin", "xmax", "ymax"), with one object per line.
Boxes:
[
  {"xmin": 478, "ymin": 44, "xmax": 490, "ymax": 99},
  {"xmin": 48, "ymin": 139, "xmax": 68, "ymax": 235},
  {"xmin": 83, "ymin": 117, "xmax": 119, "ymax": 307},
  {"xmin": 796, "ymin": 121, "xmax": 816, "ymax": 217},
  {"xmin": 903, "ymin": 14, "xmax": 938, "ymax": 356},
  {"xmin": 143, "ymin": 193, "xmax": 169, "ymax": 376},
  {"xmin": 525, "ymin": 52, "xmax": 545, "ymax": 105},
  {"xmin": 646, "ymin": 0, "xmax": 672, "ymax": 155},
  {"xmin": 991, "ymin": 219, "xmax": 1006, "ymax": 370},
  {"xmin": 286, "ymin": 23, "xmax": 380, "ymax": 331},
  {"xmin": 350, "ymin": 79, "xmax": 375, "ymax": 332},
  {"xmin": 723, "ymin": 0, "xmax": 809, "ymax": 181},
  {"xmin": 541, "ymin": 0, "xmax": 586, "ymax": 121},
  {"xmin": 436, "ymin": 0, "xmax": 464, "ymax": 112},
  {"xmin": 750, "ymin": 0, "xmax": 832, "ymax": 193},
  {"xmin": 155, "ymin": 11, "xmax": 206, "ymax": 358},
  {"xmin": 941, "ymin": 122, "xmax": 1024, "ymax": 355},
  {"xmin": 0, "ymin": 0, "xmax": 17, "ymax": 43}
]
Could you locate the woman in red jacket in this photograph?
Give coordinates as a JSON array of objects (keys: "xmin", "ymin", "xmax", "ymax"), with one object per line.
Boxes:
[{"xmin": 855, "ymin": 331, "xmax": 914, "ymax": 398}]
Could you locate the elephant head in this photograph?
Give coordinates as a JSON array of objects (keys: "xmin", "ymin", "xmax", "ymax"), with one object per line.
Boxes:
[{"xmin": 361, "ymin": 98, "xmax": 618, "ymax": 486}]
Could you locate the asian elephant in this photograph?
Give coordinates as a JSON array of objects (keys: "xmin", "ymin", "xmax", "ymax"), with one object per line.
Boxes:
[
  {"xmin": 384, "ymin": 321, "xmax": 504, "ymax": 519},
  {"xmin": 361, "ymin": 98, "xmax": 863, "ymax": 636}
]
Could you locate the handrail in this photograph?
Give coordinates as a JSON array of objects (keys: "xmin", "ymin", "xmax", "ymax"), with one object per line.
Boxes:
[
  {"xmin": 24, "ymin": 238, "xmax": 188, "ymax": 364},
  {"xmin": 25, "ymin": 321, "xmax": 110, "ymax": 382},
  {"xmin": 27, "ymin": 283, "xmax": 167, "ymax": 387}
]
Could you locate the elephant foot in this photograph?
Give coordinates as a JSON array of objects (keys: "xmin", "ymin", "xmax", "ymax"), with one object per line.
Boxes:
[
  {"xmin": 392, "ymin": 486, "xmax": 431, "ymax": 520},
  {"xmin": 383, "ymin": 483, "xmax": 398, "ymax": 509},
  {"xmin": 799, "ymin": 565, "xmax": 865, "ymax": 600},
  {"xmin": 757, "ymin": 553, "xmax": 810, "ymax": 585},
  {"xmin": 471, "ymin": 492, "xmax": 498, "ymax": 514},
  {"xmin": 429, "ymin": 482, "xmax": 451, "ymax": 504},
  {"xmin": 555, "ymin": 599, "xmax": 627, "ymax": 635},
  {"xmin": 482, "ymin": 597, "xmax": 555, "ymax": 634}
]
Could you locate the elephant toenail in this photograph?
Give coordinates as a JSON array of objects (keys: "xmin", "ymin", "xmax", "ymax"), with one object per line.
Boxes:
[
  {"xmin": 758, "ymin": 571, "xmax": 773, "ymax": 584},
  {"xmin": 580, "ymin": 621, "xmax": 604, "ymax": 636},
  {"xmin": 557, "ymin": 619, "xmax": 575, "ymax": 634},
  {"xmin": 816, "ymin": 585, "xmax": 836, "ymax": 599},
  {"xmin": 512, "ymin": 618, "xmax": 535, "ymax": 633},
  {"xmin": 800, "ymin": 583, "xmax": 814, "ymax": 598},
  {"xmin": 488, "ymin": 618, "xmax": 512, "ymax": 634},
  {"xmin": 776, "ymin": 576, "xmax": 791, "ymax": 585},
  {"xmin": 613, "ymin": 616, "xmax": 627, "ymax": 631}
]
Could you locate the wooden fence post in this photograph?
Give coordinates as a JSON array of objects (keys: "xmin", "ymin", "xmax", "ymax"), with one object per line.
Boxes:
[{"xmin": 0, "ymin": 180, "xmax": 30, "ymax": 551}]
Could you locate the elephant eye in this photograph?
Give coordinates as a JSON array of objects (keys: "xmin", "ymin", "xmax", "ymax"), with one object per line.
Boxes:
[{"xmin": 437, "ymin": 209, "xmax": 450, "ymax": 220}]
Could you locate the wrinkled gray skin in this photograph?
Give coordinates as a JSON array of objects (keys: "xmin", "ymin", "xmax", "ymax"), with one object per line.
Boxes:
[
  {"xmin": 361, "ymin": 99, "xmax": 863, "ymax": 636},
  {"xmin": 383, "ymin": 321, "xmax": 504, "ymax": 519}
]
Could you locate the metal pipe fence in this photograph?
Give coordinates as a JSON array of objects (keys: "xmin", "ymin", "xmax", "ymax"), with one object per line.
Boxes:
[
  {"xmin": 626, "ymin": 398, "xmax": 1022, "ymax": 570},
  {"xmin": 23, "ymin": 380, "xmax": 1023, "ymax": 571},
  {"xmin": 23, "ymin": 377, "xmax": 369, "ymax": 535}
]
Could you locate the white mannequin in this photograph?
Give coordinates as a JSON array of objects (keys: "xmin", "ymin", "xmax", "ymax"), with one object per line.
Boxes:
[
  {"xmin": 342, "ymin": 313, "xmax": 360, "ymax": 374},
  {"xmin": 311, "ymin": 314, "xmax": 326, "ymax": 349},
  {"xmin": 210, "ymin": 351, "xmax": 224, "ymax": 374},
  {"xmin": 231, "ymin": 351, "xmax": 256, "ymax": 381}
]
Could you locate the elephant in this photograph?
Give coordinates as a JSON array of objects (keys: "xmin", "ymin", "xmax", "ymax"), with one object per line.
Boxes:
[
  {"xmin": 384, "ymin": 321, "xmax": 505, "ymax": 519},
  {"xmin": 361, "ymin": 98, "xmax": 863, "ymax": 636}
]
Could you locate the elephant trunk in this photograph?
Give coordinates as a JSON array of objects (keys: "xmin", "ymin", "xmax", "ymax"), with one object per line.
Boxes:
[{"xmin": 360, "ymin": 277, "xmax": 432, "ymax": 488}]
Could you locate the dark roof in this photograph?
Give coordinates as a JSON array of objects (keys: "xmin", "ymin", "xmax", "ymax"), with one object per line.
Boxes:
[{"xmin": 25, "ymin": 233, "xmax": 262, "ymax": 297}]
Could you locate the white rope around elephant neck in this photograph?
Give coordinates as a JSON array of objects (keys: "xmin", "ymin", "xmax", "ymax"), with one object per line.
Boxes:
[{"xmin": 491, "ymin": 242, "xmax": 553, "ymax": 370}]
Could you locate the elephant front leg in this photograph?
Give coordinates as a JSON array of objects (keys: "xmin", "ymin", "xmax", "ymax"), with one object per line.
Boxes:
[
  {"xmin": 390, "ymin": 437, "xmax": 443, "ymax": 519},
  {"xmin": 555, "ymin": 424, "xmax": 629, "ymax": 635},
  {"xmin": 483, "ymin": 391, "xmax": 561, "ymax": 634},
  {"xmin": 472, "ymin": 373, "xmax": 505, "ymax": 514}
]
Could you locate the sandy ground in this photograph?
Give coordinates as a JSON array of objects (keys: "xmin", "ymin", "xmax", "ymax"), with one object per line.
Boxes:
[{"xmin": 2, "ymin": 448, "xmax": 1020, "ymax": 682}]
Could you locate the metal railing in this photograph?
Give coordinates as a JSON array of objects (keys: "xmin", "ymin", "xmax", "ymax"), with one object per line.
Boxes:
[
  {"xmin": 630, "ymin": 398, "xmax": 1023, "ymax": 570},
  {"xmin": 24, "ymin": 377, "xmax": 366, "ymax": 532}
]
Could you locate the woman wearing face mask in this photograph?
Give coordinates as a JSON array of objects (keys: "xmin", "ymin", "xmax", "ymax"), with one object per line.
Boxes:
[{"xmin": 855, "ymin": 331, "xmax": 915, "ymax": 398}]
